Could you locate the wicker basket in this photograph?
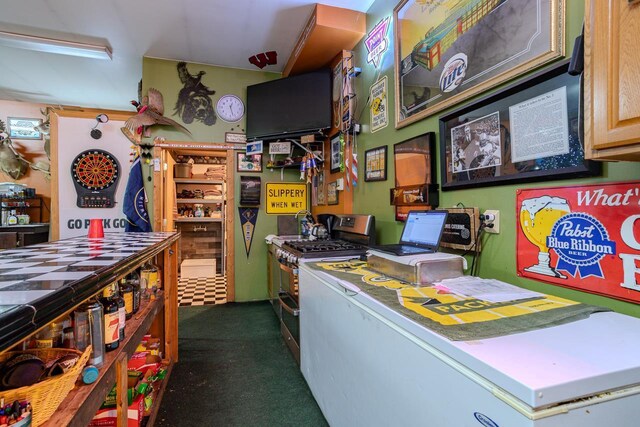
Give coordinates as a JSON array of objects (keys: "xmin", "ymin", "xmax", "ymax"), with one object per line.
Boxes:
[{"xmin": 0, "ymin": 346, "xmax": 91, "ymax": 426}]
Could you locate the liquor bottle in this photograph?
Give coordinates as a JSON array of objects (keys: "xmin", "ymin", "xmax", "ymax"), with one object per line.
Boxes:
[
  {"xmin": 140, "ymin": 262, "xmax": 152, "ymax": 300},
  {"xmin": 7, "ymin": 210, "xmax": 17, "ymax": 226},
  {"xmin": 119, "ymin": 278, "xmax": 134, "ymax": 320},
  {"xmin": 115, "ymin": 284, "xmax": 126, "ymax": 342},
  {"xmin": 100, "ymin": 284, "xmax": 120, "ymax": 351},
  {"xmin": 130, "ymin": 271, "xmax": 141, "ymax": 314}
]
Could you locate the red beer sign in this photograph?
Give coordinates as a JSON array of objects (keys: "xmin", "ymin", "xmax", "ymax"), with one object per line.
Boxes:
[{"xmin": 517, "ymin": 181, "xmax": 640, "ymax": 303}]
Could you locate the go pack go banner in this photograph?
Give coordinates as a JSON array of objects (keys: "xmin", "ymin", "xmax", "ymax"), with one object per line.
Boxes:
[{"xmin": 516, "ymin": 181, "xmax": 640, "ymax": 303}]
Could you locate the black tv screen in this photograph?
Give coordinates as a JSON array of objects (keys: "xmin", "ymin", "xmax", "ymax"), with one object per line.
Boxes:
[{"xmin": 246, "ymin": 69, "xmax": 331, "ymax": 140}]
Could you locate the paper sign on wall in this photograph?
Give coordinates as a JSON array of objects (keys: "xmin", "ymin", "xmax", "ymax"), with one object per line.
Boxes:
[
  {"xmin": 269, "ymin": 141, "xmax": 291, "ymax": 155},
  {"xmin": 246, "ymin": 140, "xmax": 263, "ymax": 154},
  {"xmin": 370, "ymin": 76, "xmax": 388, "ymax": 133},
  {"xmin": 516, "ymin": 181, "xmax": 640, "ymax": 303},
  {"xmin": 265, "ymin": 183, "xmax": 307, "ymax": 214}
]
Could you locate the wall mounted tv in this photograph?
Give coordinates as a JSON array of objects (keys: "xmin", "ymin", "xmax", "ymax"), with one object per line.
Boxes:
[{"xmin": 246, "ymin": 69, "xmax": 331, "ymax": 140}]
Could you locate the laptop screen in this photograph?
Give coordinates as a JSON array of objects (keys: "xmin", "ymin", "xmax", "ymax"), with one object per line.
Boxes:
[{"xmin": 400, "ymin": 211, "xmax": 448, "ymax": 247}]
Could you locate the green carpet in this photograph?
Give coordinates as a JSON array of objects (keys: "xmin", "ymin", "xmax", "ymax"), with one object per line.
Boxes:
[{"xmin": 155, "ymin": 302, "xmax": 328, "ymax": 426}]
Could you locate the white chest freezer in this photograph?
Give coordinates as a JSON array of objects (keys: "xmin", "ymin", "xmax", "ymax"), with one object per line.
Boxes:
[{"xmin": 299, "ymin": 264, "xmax": 640, "ymax": 427}]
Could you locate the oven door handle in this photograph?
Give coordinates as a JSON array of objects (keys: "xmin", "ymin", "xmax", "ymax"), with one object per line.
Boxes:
[
  {"xmin": 279, "ymin": 262, "xmax": 298, "ymax": 276},
  {"xmin": 278, "ymin": 292, "xmax": 300, "ymax": 316}
]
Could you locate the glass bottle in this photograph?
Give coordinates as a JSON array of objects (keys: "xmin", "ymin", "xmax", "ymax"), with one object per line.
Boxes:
[
  {"xmin": 129, "ymin": 271, "xmax": 141, "ymax": 314},
  {"xmin": 150, "ymin": 256, "xmax": 161, "ymax": 295},
  {"xmin": 100, "ymin": 284, "xmax": 120, "ymax": 351},
  {"xmin": 140, "ymin": 262, "xmax": 152, "ymax": 300},
  {"xmin": 115, "ymin": 284, "xmax": 126, "ymax": 342},
  {"xmin": 119, "ymin": 278, "xmax": 134, "ymax": 320}
]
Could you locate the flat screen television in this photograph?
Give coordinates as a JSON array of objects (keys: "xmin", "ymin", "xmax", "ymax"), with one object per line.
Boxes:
[{"xmin": 246, "ymin": 69, "xmax": 331, "ymax": 140}]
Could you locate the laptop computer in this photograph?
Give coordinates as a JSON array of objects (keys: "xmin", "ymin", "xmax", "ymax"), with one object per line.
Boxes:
[{"xmin": 371, "ymin": 210, "xmax": 448, "ymax": 256}]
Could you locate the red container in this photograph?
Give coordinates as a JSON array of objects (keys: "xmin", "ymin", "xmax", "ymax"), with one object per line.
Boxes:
[{"xmin": 88, "ymin": 219, "xmax": 104, "ymax": 239}]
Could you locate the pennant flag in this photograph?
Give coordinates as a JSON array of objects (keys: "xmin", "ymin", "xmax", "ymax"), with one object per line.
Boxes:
[
  {"xmin": 239, "ymin": 207, "xmax": 259, "ymax": 256},
  {"xmin": 123, "ymin": 155, "xmax": 152, "ymax": 232}
]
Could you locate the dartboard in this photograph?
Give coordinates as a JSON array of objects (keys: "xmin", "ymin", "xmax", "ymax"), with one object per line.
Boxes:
[{"xmin": 72, "ymin": 149, "xmax": 120, "ymax": 190}]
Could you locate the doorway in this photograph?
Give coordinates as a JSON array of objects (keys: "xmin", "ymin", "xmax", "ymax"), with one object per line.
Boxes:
[{"xmin": 154, "ymin": 142, "xmax": 235, "ymax": 306}]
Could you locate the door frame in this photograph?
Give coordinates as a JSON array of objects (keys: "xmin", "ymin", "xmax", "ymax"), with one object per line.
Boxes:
[{"xmin": 153, "ymin": 140, "xmax": 235, "ymax": 302}]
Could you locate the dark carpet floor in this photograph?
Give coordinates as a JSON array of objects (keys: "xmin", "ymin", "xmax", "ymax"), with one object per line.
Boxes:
[{"xmin": 155, "ymin": 302, "xmax": 328, "ymax": 426}]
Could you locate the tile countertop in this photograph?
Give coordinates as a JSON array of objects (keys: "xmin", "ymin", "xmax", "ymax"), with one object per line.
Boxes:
[{"xmin": 0, "ymin": 232, "xmax": 179, "ymax": 352}]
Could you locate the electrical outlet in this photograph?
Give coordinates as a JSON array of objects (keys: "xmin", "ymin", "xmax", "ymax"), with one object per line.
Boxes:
[{"xmin": 484, "ymin": 209, "xmax": 500, "ymax": 234}]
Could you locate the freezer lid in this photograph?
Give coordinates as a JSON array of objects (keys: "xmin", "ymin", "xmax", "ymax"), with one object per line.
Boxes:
[{"xmin": 303, "ymin": 265, "xmax": 640, "ymax": 409}]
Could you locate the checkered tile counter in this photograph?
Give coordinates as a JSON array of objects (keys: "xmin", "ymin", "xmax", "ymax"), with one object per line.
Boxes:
[{"xmin": 0, "ymin": 232, "xmax": 179, "ymax": 352}]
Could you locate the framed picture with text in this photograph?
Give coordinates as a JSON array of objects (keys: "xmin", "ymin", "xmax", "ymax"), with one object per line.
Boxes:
[
  {"xmin": 439, "ymin": 61, "xmax": 600, "ymax": 190},
  {"xmin": 364, "ymin": 146, "xmax": 387, "ymax": 182}
]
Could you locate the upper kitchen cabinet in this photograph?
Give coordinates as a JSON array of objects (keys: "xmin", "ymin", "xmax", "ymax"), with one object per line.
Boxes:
[{"xmin": 584, "ymin": 0, "xmax": 640, "ymax": 161}]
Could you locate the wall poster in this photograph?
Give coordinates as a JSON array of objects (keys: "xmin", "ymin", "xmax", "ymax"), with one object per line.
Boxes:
[
  {"xmin": 517, "ymin": 181, "xmax": 640, "ymax": 304},
  {"xmin": 394, "ymin": 0, "xmax": 564, "ymax": 128},
  {"xmin": 393, "ymin": 132, "xmax": 438, "ymax": 221}
]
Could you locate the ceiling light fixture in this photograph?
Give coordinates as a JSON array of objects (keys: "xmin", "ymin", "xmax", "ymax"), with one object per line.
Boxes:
[{"xmin": 0, "ymin": 31, "xmax": 112, "ymax": 60}]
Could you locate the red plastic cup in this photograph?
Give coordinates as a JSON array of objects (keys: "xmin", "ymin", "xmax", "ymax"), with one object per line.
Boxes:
[{"xmin": 87, "ymin": 219, "xmax": 104, "ymax": 239}]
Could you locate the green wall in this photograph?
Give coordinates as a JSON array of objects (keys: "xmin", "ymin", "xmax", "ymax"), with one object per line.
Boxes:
[
  {"xmin": 142, "ymin": 57, "xmax": 297, "ymax": 302},
  {"xmin": 352, "ymin": 0, "xmax": 640, "ymax": 317}
]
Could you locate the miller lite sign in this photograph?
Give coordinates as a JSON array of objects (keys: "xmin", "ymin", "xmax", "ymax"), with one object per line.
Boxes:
[
  {"xmin": 517, "ymin": 182, "xmax": 640, "ymax": 303},
  {"xmin": 439, "ymin": 53, "xmax": 467, "ymax": 93}
]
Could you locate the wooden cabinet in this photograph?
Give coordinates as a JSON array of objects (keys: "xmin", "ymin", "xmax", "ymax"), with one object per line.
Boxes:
[{"xmin": 584, "ymin": 0, "xmax": 640, "ymax": 161}]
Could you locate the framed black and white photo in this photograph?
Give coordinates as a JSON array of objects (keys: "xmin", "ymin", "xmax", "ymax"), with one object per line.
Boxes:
[
  {"xmin": 364, "ymin": 146, "xmax": 387, "ymax": 182},
  {"xmin": 7, "ymin": 117, "xmax": 43, "ymax": 140},
  {"xmin": 439, "ymin": 61, "xmax": 600, "ymax": 190},
  {"xmin": 330, "ymin": 133, "xmax": 342, "ymax": 174}
]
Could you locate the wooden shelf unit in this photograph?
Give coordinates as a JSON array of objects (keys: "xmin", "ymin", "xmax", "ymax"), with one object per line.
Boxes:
[
  {"xmin": 42, "ymin": 293, "xmax": 166, "ymax": 427},
  {"xmin": 0, "ymin": 235, "xmax": 180, "ymax": 427}
]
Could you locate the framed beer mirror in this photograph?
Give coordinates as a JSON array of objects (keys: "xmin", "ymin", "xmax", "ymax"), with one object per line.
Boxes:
[{"xmin": 439, "ymin": 61, "xmax": 600, "ymax": 191}]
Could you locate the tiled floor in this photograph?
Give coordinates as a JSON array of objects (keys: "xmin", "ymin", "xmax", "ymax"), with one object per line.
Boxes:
[{"xmin": 178, "ymin": 275, "xmax": 227, "ymax": 306}]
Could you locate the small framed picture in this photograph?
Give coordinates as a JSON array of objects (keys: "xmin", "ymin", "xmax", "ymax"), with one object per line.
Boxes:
[
  {"xmin": 327, "ymin": 181, "xmax": 339, "ymax": 205},
  {"xmin": 7, "ymin": 117, "xmax": 43, "ymax": 140},
  {"xmin": 330, "ymin": 133, "xmax": 342, "ymax": 173},
  {"xmin": 364, "ymin": 146, "xmax": 387, "ymax": 182},
  {"xmin": 237, "ymin": 152, "xmax": 262, "ymax": 173}
]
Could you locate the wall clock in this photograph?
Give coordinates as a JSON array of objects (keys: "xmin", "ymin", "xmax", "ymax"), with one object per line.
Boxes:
[
  {"xmin": 71, "ymin": 149, "xmax": 121, "ymax": 208},
  {"xmin": 216, "ymin": 94, "xmax": 245, "ymax": 123}
]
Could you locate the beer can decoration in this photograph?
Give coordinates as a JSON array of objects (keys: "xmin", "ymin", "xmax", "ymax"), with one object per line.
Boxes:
[{"xmin": 516, "ymin": 181, "xmax": 640, "ymax": 303}]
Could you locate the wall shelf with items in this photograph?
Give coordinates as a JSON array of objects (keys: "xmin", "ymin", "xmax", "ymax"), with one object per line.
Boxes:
[{"xmin": 265, "ymin": 139, "xmax": 325, "ymax": 169}]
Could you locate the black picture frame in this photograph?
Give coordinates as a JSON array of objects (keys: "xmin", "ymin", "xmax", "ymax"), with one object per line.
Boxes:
[
  {"xmin": 439, "ymin": 60, "xmax": 601, "ymax": 191},
  {"xmin": 330, "ymin": 133, "xmax": 342, "ymax": 174},
  {"xmin": 364, "ymin": 146, "xmax": 387, "ymax": 182},
  {"xmin": 240, "ymin": 176, "xmax": 261, "ymax": 206}
]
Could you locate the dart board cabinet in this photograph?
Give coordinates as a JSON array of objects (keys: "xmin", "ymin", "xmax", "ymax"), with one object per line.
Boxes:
[{"xmin": 71, "ymin": 149, "xmax": 121, "ymax": 208}]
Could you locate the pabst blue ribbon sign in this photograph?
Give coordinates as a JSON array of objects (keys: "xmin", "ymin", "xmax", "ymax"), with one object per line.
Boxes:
[{"xmin": 517, "ymin": 182, "xmax": 640, "ymax": 303}]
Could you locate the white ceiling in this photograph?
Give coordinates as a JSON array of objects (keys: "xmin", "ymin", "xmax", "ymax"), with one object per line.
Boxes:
[{"xmin": 0, "ymin": 0, "xmax": 373, "ymax": 110}]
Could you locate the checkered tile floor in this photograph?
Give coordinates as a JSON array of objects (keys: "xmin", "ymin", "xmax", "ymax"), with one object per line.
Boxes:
[{"xmin": 178, "ymin": 275, "xmax": 227, "ymax": 306}]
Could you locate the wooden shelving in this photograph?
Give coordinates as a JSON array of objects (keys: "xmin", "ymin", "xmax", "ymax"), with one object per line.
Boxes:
[
  {"xmin": 42, "ymin": 293, "xmax": 166, "ymax": 427},
  {"xmin": 174, "ymin": 178, "xmax": 224, "ymax": 185},
  {"xmin": 176, "ymin": 198, "xmax": 224, "ymax": 204},
  {"xmin": 174, "ymin": 217, "xmax": 223, "ymax": 223}
]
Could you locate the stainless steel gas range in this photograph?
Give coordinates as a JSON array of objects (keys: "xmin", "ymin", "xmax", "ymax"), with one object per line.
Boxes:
[{"xmin": 267, "ymin": 214, "xmax": 375, "ymax": 364}]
